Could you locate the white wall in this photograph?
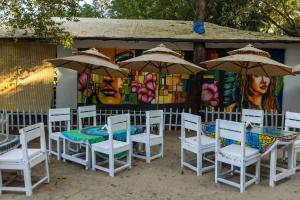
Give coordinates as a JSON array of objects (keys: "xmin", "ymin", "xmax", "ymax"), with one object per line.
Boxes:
[
  {"xmin": 283, "ymin": 44, "xmax": 300, "ymax": 112},
  {"xmin": 56, "ymin": 46, "xmax": 77, "ymax": 109}
]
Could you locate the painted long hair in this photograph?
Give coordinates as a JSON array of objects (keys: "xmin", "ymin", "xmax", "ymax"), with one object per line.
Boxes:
[{"xmin": 244, "ymin": 75, "xmax": 277, "ymax": 112}]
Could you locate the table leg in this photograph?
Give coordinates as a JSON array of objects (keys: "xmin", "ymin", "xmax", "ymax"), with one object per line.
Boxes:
[
  {"xmin": 287, "ymin": 143, "xmax": 295, "ymax": 169},
  {"xmin": 86, "ymin": 142, "xmax": 91, "ymax": 170},
  {"xmin": 269, "ymin": 147, "xmax": 277, "ymax": 187}
]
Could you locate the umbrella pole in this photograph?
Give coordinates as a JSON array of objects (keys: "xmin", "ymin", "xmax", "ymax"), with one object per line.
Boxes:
[
  {"xmin": 240, "ymin": 72, "xmax": 246, "ymax": 120},
  {"xmin": 156, "ymin": 73, "xmax": 160, "ymax": 110}
]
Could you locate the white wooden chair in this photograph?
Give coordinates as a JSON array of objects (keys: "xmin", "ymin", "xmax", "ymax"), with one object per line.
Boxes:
[
  {"xmin": 78, "ymin": 105, "xmax": 97, "ymax": 129},
  {"xmin": 215, "ymin": 119, "xmax": 261, "ymax": 192},
  {"xmin": 284, "ymin": 111, "xmax": 300, "ymax": 170},
  {"xmin": 181, "ymin": 112, "xmax": 215, "ymax": 176},
  {"xmin": 242, "ymin": 109, "xmax": 264, "ymax": 127},
  {"xmin": 0, "ymin": 123, "xmax": 49, "ymax": 196},
  {"xmin": 91, "ymin": 114, "xmax": 131, "ymax": 176},
  {"xmin": 62, "ymin": 105, "xmax": 96, "ymax": 169},
  {"xmin": 131, "ymin": 110, "xmax": 164, "ymax": 163},
  {"xmin": 48, "ymin": 108, "xmax": 71, "ymax": 160}
]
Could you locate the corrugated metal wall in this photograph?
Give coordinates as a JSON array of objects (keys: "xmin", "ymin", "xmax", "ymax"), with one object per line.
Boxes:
[{"xmin": 0, "ymin": 41, "xmax": 56, "ymax": 111}]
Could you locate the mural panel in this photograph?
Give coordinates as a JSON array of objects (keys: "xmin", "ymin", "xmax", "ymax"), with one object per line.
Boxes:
[
  {"xmin": 202, "ymin": 49, "xmax": 284, "ymax": 112},
  {"xmin": 77, "ymin": 48, "xmax": 189, "ymax": 105},
  {"xmin": 76, "ymin": 47, "xmax": 284, "ymax": 111}
]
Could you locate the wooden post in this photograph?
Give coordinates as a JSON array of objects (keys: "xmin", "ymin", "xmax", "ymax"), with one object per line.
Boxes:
[{"xmin": 189, "ymin": 0, "xmax": 206, "ymax": 114}]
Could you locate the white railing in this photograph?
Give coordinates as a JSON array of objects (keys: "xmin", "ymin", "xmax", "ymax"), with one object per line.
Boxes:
[
  {"xmin": 202, "ymin": 107, "xmax": 285, "ymax": 130},
  {"xmin": 1, "ymin": 107, "xmax": 286, "ymax": 133},
  {"xmin": 2, "ymin": 108, "xmax": 192, "ymax": 133},
  {"xmin": 0, "ymin": 110, "xmax": 9, "ymax": 134}
]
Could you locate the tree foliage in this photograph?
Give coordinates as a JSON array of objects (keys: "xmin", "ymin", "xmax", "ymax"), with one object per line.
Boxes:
[
  {"xmin": 1, "ymin": 0, "xmax": 299, "ymax": 48},
  {"xmin": 77, "ymin": 0, "xmax": 109, "ymax": 18},
  {"xmin": 108, "ymin": 0, "xmax": 300, "ymax": 36},
  {"xmin": 253, "ymin": 0, "xmax": 300, "ymax": 36},
  {"xmin": 0, "ymin": 0, "xmax": 82, "ymax": 47}
]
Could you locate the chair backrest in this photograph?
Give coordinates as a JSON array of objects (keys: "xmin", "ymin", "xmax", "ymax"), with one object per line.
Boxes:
[
  {"xmin": 242, "ymin": 109, "xmax": 264, "ymax": 127},
  {"xmin": 19, "ymin": 123, "xmax": 46, "ymax": 161},
  {"xmin": 181, "ymin": 112, "xmax": 201, "ymax": 147},
  {"xmin": 285, "ymin": 111, "xmax": 300, "ymax": 131},
  {"xmin": 107, "ymin": 114, "xmax": 130, "ymax": 149},
  {"xmin": 216, "ymin": 119, "xmax": 246, "ymax": 159},
  {"xmin": 48, "ymin": 108, "xmax": 71, "ymax": 135},
  {"xmin": 78, "ymin": 105, "xmax": 97, "ymax": 129},
  {"xmin": 146, "ymin": 110, "xmax": 164, "ymax": 138}
]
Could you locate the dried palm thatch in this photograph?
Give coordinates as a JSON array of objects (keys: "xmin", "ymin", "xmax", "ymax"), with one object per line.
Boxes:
[
  {"xmin": 1, "ymin": 18, "xmax": 300, "ymax": 43},
  {"xmin": 0, "ymin": 42, "xmax": 56, "ymax": 111}
]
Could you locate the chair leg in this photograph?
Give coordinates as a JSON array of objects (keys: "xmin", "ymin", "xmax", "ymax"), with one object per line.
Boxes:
[
  {"xmin": 256, "ymin": 160, "xmax": 261, "ymax": 184},
  {"xmin": 91, "ymin": 149, "xmax": 96, "ymax": 171},
  {"xmin": 57, "ymin": 139, "xmax": 61, "ymax": 161},
  {"xmin": 294, "ymin": 150, "xmax": 298, "ymax": 169},
  {"xmin": 160, "ymin": 142, "xmax": 164, "ymax": 158},
  {"xmin": 62, "ymin": 139, "xmax": 67, "ymax": 162},
  {"xmin": 109, "ymin": 153, "xmax": 114, "ymax": 177},
  {"xmin": 230, "ymin": 165, "xmax": 234, "ymax": 175},
  {"xmin": 146, "ymin": 144, "xmax": 151, "ymax": 164},
  {"xmin": 24, "ymin": 167, "xmax": 32, "ymax": 196},
  {"xmin": 48, "ymin": 138, "xmax": 52, "ymax": 156},
  {"xmin": 127, "ymin": 147, "xmax": 132, "ymax": 169},
  {"xmin": 0, "ymin": 170, "xmax": 2, "ymax": 195},
  {"xmin": 45, "ymin": 156, "xmax": 50, "ymax": 183},
  {"xmin": 180, "ymin": 147, "xmax": 184, "ymax": 168},
  {"xmin": 240, "ymin": 165, "xmax": 245, "ymax": 193},
  {"xmin": 197, "ymin": 152, "xmax": 203, "ymax": 176},
  {"xmin": 215, "ymin": 160, "xmax": 219, "ymax": 184},
  {"xmin": 85, "ymin": 143, "xmax": 90, "ymax": 170}
]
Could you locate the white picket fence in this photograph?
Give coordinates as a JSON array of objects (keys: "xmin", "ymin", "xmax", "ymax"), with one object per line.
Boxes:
[
  {"xmin": 203, "ymin": 107, "xmax": 285, "ymax": 130},
  {"xmin": 0, "ymin": 107, "xmax": 286, "ymax": 134}
]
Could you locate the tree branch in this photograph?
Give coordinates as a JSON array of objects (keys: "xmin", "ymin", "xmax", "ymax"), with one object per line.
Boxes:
[
  {"xmin": 261, "ymin": 9, "xmax": 297, "ymax": 36},
  {"xmin": 261, "ymin": 0, "xmax": 295, "ymax": 28}
]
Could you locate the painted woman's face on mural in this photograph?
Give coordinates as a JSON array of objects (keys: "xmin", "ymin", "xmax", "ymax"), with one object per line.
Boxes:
[
  {"xmin": 98, "ymin": 76, "xmax": 122, "ymax": 104},
  {"xmin": 250, "ymin": 75, "xmax": 271, "ymax": 95}
]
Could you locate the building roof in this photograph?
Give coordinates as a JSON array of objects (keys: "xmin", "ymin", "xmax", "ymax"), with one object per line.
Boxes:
[{"xmin": 1, "ymin": 18, "xmax": 300, "ymax": 43}]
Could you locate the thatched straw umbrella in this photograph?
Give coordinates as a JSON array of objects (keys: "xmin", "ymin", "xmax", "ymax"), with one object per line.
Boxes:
[
  {"xmin": 292, "ymin": 64, "xmax": 300, "ymax": 74},
  {"xmin": 48, "ymin": 48, "xmax": 128, "ymax": 78}
]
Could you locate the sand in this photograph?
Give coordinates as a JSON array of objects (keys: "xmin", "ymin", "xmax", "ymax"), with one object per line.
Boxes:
[{"xmin": 2, "ymin": 131, "xmax": 300, "ymax": 200}]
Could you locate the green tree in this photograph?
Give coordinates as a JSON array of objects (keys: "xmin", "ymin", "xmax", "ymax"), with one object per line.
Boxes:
[
  {"xmin": 253, "ymin": 0, "xmax": 300, "ymax": 36},
  {"xmin": 108, "ymin": 0, "xmax": 264, "ymax": 32},
  {"xmin": 0, "ymin": 0, "xmax": 82, "ymax": 47},
  {"xmin": 108, "ymin": 0, "xmax": 194, "ymax": 20},
  {"xmin": 108, "ymin": 0, "xmax": 300, "ymax": 36},
  {"xmin": 78, "ymin": 0, "xmax": 109, "ymax": 18}
]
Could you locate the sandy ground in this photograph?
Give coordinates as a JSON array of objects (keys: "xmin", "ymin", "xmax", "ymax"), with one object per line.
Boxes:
[{"xmin": 1, "ymin": 131, "xmax": 300, "ymax": 200}]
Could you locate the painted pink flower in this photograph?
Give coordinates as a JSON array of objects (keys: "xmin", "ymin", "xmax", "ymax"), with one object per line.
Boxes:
[
  {"xmin": 78, "ymin": 72, "xmax": 88, "ymax": 91},
  {"xmin": 144, "ymin": 73, "xmax": 156, "ymax": 91},
  {"xmin": 131, "ymin": 81, "xmax": 142, "ymax": 93},
  {"xmin": 145, "ymin": 73, "xmax": 156, "ymax": 82},
  {"xmin": 201, "ymin": 83, "xmax": 219, "ymax": 107},
  {"xmin": 137, "ymin": 87, "xmax": 154, "ymax": 104},
  {"xmin": 130, "ymin": 73, "xmax": 156, "ymax": 104}
]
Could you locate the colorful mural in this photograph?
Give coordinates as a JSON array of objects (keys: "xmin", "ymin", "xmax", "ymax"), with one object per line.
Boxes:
[
  {"xmin": 201, "ymin": 49, "xmax": 284, "ymax": 112},
  {"xmin": 77, "ymin": 47, "xmax": 284, "ymax": 111},
  {"xmin": 77, "ymin": 48, "xmax": 189, "ymax": 105}
]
